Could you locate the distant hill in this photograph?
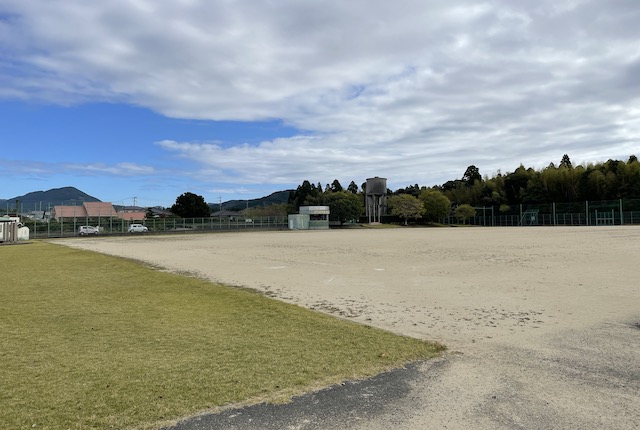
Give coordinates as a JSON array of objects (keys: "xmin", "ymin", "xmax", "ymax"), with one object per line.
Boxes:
[
  {"xmin": 211, "ymin": 190, "xmax": 293, "ymax": 212},
  {"xmin": 1, "ymin": 186, "xmax": 293, "ymax": 213},
  {"xmin": 0, "ymin": 187, "xmax": 101, "ymax": 211}
]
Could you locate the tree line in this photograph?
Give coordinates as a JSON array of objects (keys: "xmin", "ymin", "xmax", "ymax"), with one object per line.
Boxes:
[
  {"xmin": 284, "ymin": 176, "xmax": 455, "ymax": 225},
  {"xmin": 432, "ymin": 154, "xmax": 640, "ymax": 208},
  {"xmin": 287, "ymin": 180, "xmax": 362, "ymax": 225},
  {"xmin": 171, "ymin": 154, "xmax": 639, "ymax": 223},
  {"xmin": 286, "ymin": 154, "xmax": 640, "ymax": 225}
]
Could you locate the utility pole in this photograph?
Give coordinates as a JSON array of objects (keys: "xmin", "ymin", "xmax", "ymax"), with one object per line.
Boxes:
[{"xmin": 133, "ymin": 197, "xmax": 137, "ymax": 208}]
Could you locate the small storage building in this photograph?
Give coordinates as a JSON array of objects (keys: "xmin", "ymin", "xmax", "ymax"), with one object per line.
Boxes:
[
  {"xmin": 288, "ymin": 206, "xmax": 330, "ymax": 230},
  {"xmin": 288, "ymin": 214, "xmax": 309, "ymax": 230},
  {"xmin": 0, "ymin": 216, "xmax": 20, "ymax": 243}
]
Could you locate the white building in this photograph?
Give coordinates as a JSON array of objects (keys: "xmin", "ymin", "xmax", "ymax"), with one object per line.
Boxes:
[
  {"xmin": 288, "ymin": 206, "xmax": 330, "ymax": 230},
  {"xmin": 0, "ymin": 216, "xmax": 29, "ymax": 242}
]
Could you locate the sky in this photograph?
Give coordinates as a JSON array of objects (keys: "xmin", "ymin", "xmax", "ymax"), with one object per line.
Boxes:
[{"xmin": 1, "ymin": 0, "xmax": 639, "ymax": 207}]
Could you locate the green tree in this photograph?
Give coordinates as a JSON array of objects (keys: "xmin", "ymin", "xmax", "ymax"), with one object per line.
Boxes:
[
  {"xmin": 419, "ymin": 188, "xmax": 451, "ymax": 222},
  {"xmin": 587, "ymin": 170, "xmax": 608, "ymax": 200},
  {"xmin": 289, "ymin": 180, "xmax": 318, "ymax": 209},
  {"xmin": 619, "ymin": 159, "xmax": 640, "ymax": 198},
  {"xmin": 560, "ymin": 154, "xmax": 572, "ymax": 169},
  {"xmin": 347, "ymin": 181, "xmax": 359, "ymax": 194},
  {"xmin": 330, "ymin": 179, "xmax": 344, "ymax": 192},
  {"xmin": 503, "ymin": 165, "xmax": 532, "ymax": 204},
  {"xmin": 171, "ymin": 192, "xmax": 211, "ymax": 218},
  {"xmin": 453, "ymin": 204, "xmax": 476, "ymax": 224},
  {"xmin": 388, "ymin": 194, "xmax": 425, "ymax": 225},
  {"xmin": 463, "ymin": 165, "xmax": 481, "ymax": 186},
  {"xmin": 394, "ymin": 184, "xmax": 421, "ymax": 197},
  {"xmin": 325, "ymin": 191, "xmax": 362, "ymax": 226}
]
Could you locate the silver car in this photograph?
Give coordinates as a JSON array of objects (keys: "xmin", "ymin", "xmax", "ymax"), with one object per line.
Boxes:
[
  {"xmin": 128, "ymin": 224, "xmax": 148, "ymax": 233},
  {"xmin": 79, "ymin": 226, "xmax": 99, "ymax": 236}
]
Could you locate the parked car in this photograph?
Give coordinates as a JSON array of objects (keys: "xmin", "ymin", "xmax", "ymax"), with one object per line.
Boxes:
[
  {"xmin": 128, "ymin": 224, "xmax": 148, "ymax": 233},
  {"xmin": 79, "ymin": 226, "xmax": 99, "ymax": 236}
]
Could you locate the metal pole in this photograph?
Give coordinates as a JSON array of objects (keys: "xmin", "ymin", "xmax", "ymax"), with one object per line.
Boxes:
[
  {"xmin": 620, "ymin": 199, "xmax": 624, "ymax": 225},
  {"xmin": 519, "ymin": 204, "xmax": 523, "ymax": 225},
  {"xmin": 585, "ymin": 201, "xmax": 589, "ymax": 226}
]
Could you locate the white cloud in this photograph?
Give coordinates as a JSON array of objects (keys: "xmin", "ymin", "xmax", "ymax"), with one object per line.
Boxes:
[
  {"xmin": 1, "ymin": 0, "xmax": 639, "ymax": 192},
  {"xmin": 65, "ymin": 162, "xmax": 157, "ymax": 176}
]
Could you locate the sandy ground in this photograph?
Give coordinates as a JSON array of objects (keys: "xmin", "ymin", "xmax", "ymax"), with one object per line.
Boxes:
[{"xmin": 59, "ymin": 226, "xmax": 640, "ymax": 429}]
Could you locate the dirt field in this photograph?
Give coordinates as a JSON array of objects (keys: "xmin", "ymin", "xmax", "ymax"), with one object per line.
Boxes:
[{"xmin": 59, "ymin": 226, "xmax": 640, "ymax": 429}]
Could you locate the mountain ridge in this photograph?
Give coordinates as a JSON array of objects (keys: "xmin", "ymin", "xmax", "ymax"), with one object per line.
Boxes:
[
  {"xmin": 211, "ymin": 190, "xmax": 293, "ymax": 212},
  {"xmin": 1, "ymin": 187, "xmax": 292, "ymax": 212},
  {"xmin": 0, "ymin": 187, "xmax": 101, "ymax": 211}
]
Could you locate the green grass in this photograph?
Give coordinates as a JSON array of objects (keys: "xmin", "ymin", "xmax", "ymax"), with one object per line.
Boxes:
[{"xmin": 0, "ymin": 241, "xmax": 443, "ymax": 430}]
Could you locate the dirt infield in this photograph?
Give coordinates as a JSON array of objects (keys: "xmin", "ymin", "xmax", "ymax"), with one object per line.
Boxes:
[{"xmin": 60, "ymin": 226, "xmax": 640, "ymax": 429}]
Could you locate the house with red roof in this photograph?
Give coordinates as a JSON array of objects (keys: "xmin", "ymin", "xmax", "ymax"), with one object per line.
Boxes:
[{"xmin": 53, "ymin": 202, "xmax": 145, "ymax": 222}]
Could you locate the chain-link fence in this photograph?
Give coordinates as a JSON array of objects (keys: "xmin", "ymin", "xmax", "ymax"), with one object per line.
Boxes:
[
  {"xmin": 16, "ymin": 216, "xmax": 289, "ymax": 239},
  {"xmin": 441, "ymin": 198, "xmax": 640, "ymax": 226},
  {"xmin": 6, "ymin": 198, "xmax": 640, "ymax": 236}
]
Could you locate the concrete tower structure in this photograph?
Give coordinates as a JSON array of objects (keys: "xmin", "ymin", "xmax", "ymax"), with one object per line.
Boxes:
[{"xmin": 365, "ymin": 177, "xmax": 387, "ymax": 223}]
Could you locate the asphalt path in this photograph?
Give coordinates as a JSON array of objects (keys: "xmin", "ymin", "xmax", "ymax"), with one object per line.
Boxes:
[{"xmin": 165, "ymin": 318, "xmax": 640, "ymax": 430}]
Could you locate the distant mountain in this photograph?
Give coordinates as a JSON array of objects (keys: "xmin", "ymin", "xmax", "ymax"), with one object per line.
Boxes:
[
  {"xmin": 211, "ymin": 190, "xmax": 293, "ymax": 212},
  {"xmin": 0, "ymin": 187, "xmax": 101, "ymax": 211}
]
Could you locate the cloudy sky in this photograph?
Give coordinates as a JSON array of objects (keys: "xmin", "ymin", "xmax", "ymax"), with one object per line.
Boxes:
[{"xmin": 1, "ymin": 0, "xmax": 638, "ymax": 206}]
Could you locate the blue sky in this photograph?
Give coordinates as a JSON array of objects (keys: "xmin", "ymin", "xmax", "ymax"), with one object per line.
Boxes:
[
  {"xmin": 1, "ymin": 0, "xmax": 639, "ymax": 207},
  {"xmin": 0, "ymin": 101, "xmax": 298, "ymax": 206}
]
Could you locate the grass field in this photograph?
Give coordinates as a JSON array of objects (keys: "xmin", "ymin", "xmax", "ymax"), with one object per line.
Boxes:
[{"xmin": 0, "ymin": 241, "xmax": 443, "ymax": 430}]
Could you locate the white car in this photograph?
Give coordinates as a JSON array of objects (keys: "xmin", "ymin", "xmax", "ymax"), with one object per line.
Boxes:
[
  {"xmin": 128, "ymin": 224, "xmax": 148, "ymax": 233},
  {"xmin": 79, "ymin": 226, "xmax": 99, "ymax": 236}
]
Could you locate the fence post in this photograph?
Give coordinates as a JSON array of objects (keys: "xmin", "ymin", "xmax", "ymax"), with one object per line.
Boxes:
[
  {"xmin": 619, "ymin": 199, "xmax": 624, "ymax": 225},
  {"xmin": 585, "ymin": 201, "xmax": 589, "ymax": 226},
  {"xmin": 519, "ymin": 204, "xmax": 523, "ymax": 225}
]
